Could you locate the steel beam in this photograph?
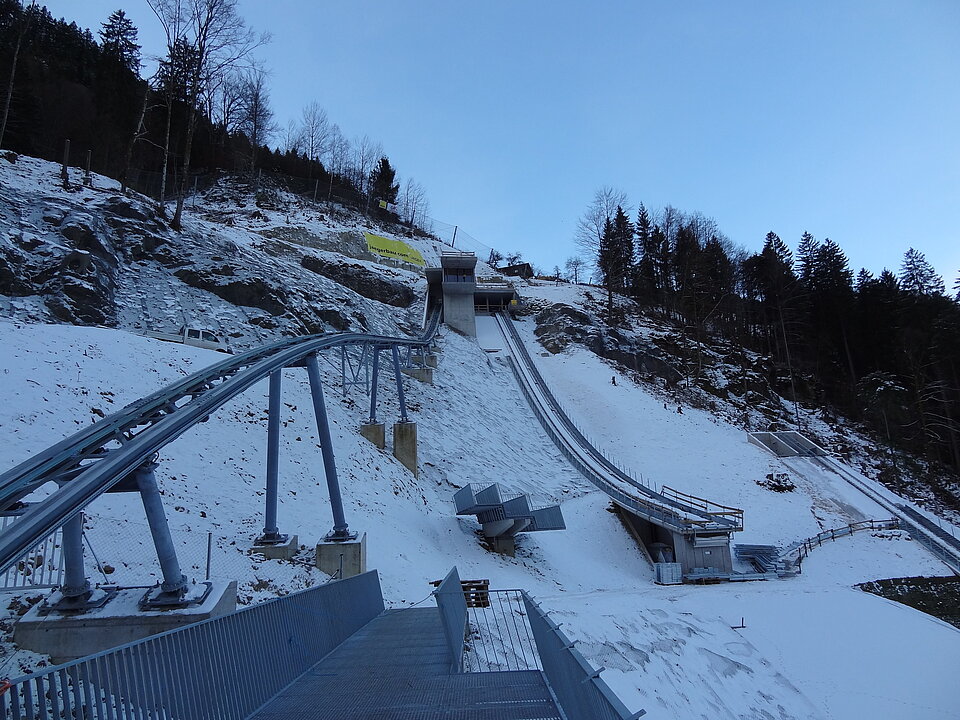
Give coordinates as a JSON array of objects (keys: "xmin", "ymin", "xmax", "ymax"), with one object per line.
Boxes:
[
  {"xmin": 368, "ymin": 347, "xmax": 381, "ymax": 424},
  {"xmin": 390, "ymin": 346, "xmax": 409, "ymax": 423},
  {"xmin": 261, "ymin": 370, "xmax": 283, "ymax": 543},
  {"xmin": 136, "ymin": 462, "xmax": 187, "ymax": 595},
  {"xmin": 60, "ymin": 511, "xmax": 89, "ymax": 599},
  {"xmin": 306, "ymin": 354, "xmax": 353, "ymax": 541}
]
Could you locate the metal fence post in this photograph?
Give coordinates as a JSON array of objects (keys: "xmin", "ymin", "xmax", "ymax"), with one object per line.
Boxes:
[{"xmin": 306, "ymin": 353, "xmax": 353, "ymax": 540}]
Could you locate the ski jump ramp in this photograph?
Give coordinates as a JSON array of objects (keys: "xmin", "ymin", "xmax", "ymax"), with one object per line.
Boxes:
[{"xmin": 493, "ymin": 312, "xmax": 743, "ymax": 577}]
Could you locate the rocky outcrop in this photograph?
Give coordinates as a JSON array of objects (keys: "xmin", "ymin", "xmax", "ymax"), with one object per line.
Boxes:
[
  {"xmin": 300, "ymin": 255, "xmax": 414, "ymax": 307},
  {"xmin": 534, "ymin": 303, "xmax": 683, "ymax": 386}
]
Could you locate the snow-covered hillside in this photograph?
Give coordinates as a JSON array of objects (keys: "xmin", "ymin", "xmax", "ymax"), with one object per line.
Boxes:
[{"xmin": 1, "ymin": 155, "xmax": 958, "ymax": 719}]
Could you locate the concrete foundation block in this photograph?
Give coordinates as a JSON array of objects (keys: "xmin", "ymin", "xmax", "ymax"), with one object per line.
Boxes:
[
  {"xmin": 316, "ymin": 532, "xmax": 367, "ymax": 579},
  {"xmin": 412, "ymin": 354, "xmax": 439, "ymax": 368},
  {"xmin": 393, "ymin": 421, "xmax": 418, "ymax": 477},
  {"xmin": 491, "ymin": 535, "xmax": 516, "ymax": 557},
  {"xmin": 14, "ymin": 580, "xmax": 237, "ymax": 664},
  {"xmin": 253, "ymin": 534, "xmax": 299, "ymax": 560},
  {"xmin": 402, "ymin": 367, "xmax": 433, "ymax": 384},
  {"xmin": 359, "ymin": 422, "xmax": 386, "ymax": 449}
]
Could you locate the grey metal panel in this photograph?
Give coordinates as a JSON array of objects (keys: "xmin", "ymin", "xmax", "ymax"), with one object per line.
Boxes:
[
  {"xmin": 453, "ymin": 484, "xmax": 479, "ymax": 514},
  {"xmin": 529, "ymin": 506, "xmax": 565, "ymax": 531},
  {"xmin": 501, "ymin": 495, "xmax": 532, "ymax": 518},
  {"xmin": 4, "ymin": 571, "xmax": 385, "ymax": 719},
  {"xmin": 433, "ymin": 566, "xmax": 468, "ymax": 673},
  {"xmin": 474, "ymin": 484, "xmax": 503, "ymax": 507},
  {"xmin": 521, "ymin": 593, "xmax": 644, "ymax": 720}
]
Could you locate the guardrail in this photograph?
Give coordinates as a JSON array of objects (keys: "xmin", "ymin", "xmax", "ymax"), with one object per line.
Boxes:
[
  {"xmin": 783, "ymin": 519, "xmax": 900, "ymax": 571},
  {"xmin": 464, "ymin": 589, "xmax": 541, "ymax": 672},
  {"xmin": 497, "ymin": 313, "xmax": 741, "ymax": 533},
  {"xmin": 521, "ymin": 593, "xmax": 645, "ymax": 719},
  {"xmin": 1, "ymin": 571, "xmax": 385, "ymax": 719}
]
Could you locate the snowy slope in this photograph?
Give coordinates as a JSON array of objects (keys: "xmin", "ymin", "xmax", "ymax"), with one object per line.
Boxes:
[{"xmin": 1, "ymin": 319, "xmax": 957, "ymax": 718}]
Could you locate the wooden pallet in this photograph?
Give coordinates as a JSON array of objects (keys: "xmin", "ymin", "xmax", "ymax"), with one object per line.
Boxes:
[{"xmin": 429, "ymin": 578, "xmax": 491, "ymax": 608}]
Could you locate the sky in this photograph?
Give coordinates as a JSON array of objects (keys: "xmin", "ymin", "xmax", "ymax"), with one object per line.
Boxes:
[{"xmin": 42, "ymin": 1, "xmax": 960, "ymax": 286}]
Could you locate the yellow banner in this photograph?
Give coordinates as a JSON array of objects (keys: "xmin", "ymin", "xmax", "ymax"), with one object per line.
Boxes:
[{"xmin": 364, "ymin": 232, "xmax": 425, "ymax": 267}]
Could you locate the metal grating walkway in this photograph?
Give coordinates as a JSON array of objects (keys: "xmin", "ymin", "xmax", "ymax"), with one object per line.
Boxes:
[{"xmin": 249, "ymin": 607, "xmax": 563, "ymax": 719}]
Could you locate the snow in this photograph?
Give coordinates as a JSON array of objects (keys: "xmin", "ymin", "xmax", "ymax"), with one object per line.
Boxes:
[{"xmin": 0, "ymin": 157, "xmax": 958, "ymax": 718}]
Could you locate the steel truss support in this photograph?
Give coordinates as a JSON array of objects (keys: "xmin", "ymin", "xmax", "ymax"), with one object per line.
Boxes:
[
  {"xmin": 391, "ymin": 345, "xmax": 410, "ymax": 422},
  {"xmin": 368, "ymin": 347, "xmax": 381, "ymax": 424},
  {"xmin": 306, "ymin": 353, "xmax": 355, "ymax": 541},
  {"xmin": 340, "ymin": 342, "xmax": 372, "ymax": 396}
]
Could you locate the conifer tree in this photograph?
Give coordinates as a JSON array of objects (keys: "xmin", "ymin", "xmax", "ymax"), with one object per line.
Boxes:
[
  {"xmin": 99, "ymin": 9, "xmax": 141, "ymax": 73},
  {"xmin": 369, "ymin": 155, "xmax": 399, "ymax": 205},
  {"xmin": 900, "ymin": 248, "xmax": 944, "ymax": 296}
]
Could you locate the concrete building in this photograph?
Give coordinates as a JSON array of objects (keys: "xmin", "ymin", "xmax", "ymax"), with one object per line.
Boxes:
[{"xmin": 425, "ymin": 252, "xmax": 516, "ymax": 336}]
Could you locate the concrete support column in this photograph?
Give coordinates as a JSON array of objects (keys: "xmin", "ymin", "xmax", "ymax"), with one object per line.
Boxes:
[
  {"xmin": 393, "ymin": 421, "xmax": 418, "ymax": 477},
  {"xmin": 60, "ymin": 511, "xmax": 90, "ymax": 599},
  {"xmin": 306, "ymin": 353, "xmax": 354, "ymax": 541},
  {"xmin": 136, "ymin": 462, "xmax": 187, "ymax": 595}
]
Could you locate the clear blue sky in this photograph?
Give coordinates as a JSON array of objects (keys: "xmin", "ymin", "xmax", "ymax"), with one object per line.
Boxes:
[{"xmin": 44, "ymin": 1, "xmax": 960, "ymax": 286}]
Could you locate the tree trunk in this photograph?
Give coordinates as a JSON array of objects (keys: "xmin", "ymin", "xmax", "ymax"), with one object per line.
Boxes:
[
  {"xmin": 0, "ymin": 7, "xmax": 29, "ymax": 150},
  {"xmin": 120, "ymin": 87, "xmax": 149, "ymax": 194},
  {"xmin": 157, "ymin": 94, "xmax": 174, "ymax": 217},
  {"xmin": 172, "ymin": 106, "xmax": 197, "ymax": 231}
]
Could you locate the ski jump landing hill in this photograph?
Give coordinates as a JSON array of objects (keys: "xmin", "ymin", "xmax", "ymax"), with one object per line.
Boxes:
[{"xmin": 492, "ymin": 312, "xmax": 746, "ymax": 579}]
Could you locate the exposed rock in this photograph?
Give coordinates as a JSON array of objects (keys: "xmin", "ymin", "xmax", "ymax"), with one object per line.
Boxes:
[
  {"xmin": 173, "ymin": 270, "xmax": 289, "ymax": 316},
  {"xmin": 534, "ymin": 303, "xmax": 682, "ymax": 385},
  {"xmin": 300, "ymin": 254, "xmax": 414, "ymax": 307}
]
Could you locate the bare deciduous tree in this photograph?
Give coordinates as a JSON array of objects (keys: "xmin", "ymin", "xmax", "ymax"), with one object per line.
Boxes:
[
  {"xmin": 238, "ymin": 67, "xmax": 276, "ymax": 171},
  {"xmin": 400, "ymin": 177, "xmax": 429, "ymax": 228},
  {"xmin": 326, "ymin": 123, "xmax": 350, "ymax": 177},
  {"xmin": 575, "ymin": 186, "xmax": 629, "ymax": 263},
  {"xmin": 1, "ymin": 1, "xmax": 36, "ymax": 151},
  {"xmin": 300, "ymin": 101, "xmax": 331, "ymax": 174},
  {"xmin": 350, "ymin": 134, "xmax": 383, "ymax": 197},
  {"xmin": 565, "ymin": 255, "xmax": 586, "ymax": 284},
  {"xmin": 148, "ymin": 0, "xmax": 268, "ymax": 229}
]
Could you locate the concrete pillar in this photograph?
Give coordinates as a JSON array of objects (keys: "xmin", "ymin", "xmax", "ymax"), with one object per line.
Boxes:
[
  {"xmin": 359, "ymin": 422, "xmax": 386, "ymax": 449},
  {"xmin": 393, "ymin": 421, "xmax": 418, "ymax": 477},
  {"xmin": 491, "ymin": 535, "xmax": 516, "ymax": 557}
]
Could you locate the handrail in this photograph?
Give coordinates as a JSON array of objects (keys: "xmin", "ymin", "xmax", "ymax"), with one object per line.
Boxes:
[
  {"xmin": 0, "ymin": 308, "xmax": 441, "ymax": 575},
  {"xmin": 496, "ymin": 313, "xmax": 742, "ymax": 533}
]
